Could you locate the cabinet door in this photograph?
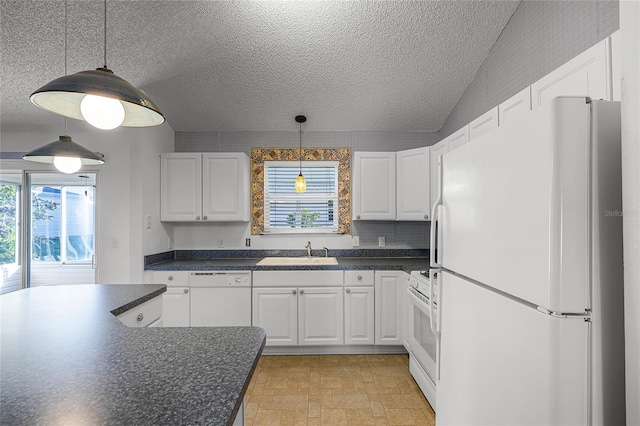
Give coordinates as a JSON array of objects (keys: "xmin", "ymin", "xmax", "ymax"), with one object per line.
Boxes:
[
  {"xmin": 298, "ymin": 287, "xmax": 344, "ymax": 346},
  {"xmin": 610, "ymin": 31, "xmax": 620, "ymax": 102},
  {"xmin": 353, "ymin": 152, "xmax": 396, "ymax": 220},
  {"xmin": 396, "ymin": 147, "xmax": 430, "ymax": 221},
  {"xmin": 160, "ymin": 153, "xmax": 202, "ymax": 222},
  {"xmin": 468, "ymin": 107, "xmax": 498, "ymax": 142},
  {"xmin": 430, "ymin": 140, "xmax": 448, "ymax": 213},
  {"xmin": 375, "ymin": 271, "xmax": 405, "ymax": 345},
  {"xmin": 531, "ymin": 38, "xmax": 611, "ymax": 109},
  {"xmin": 499, "ymin": 86, "xmax": 532, "ymax": 127},
  {"xmin": 202, "ymin": 153, "xmax": 249, "ymax": 222},
  {"xmin": 252, "ymin": 287, "xmax": 298, "ymax": 346},
  {"xmin": 344, "ymin": 286, "xmax": 374, "ymax": 345},
  {"xmin": 447, "ymin": 127, "xmax": 470, "ymax": 152},
  {"xmin": 162, "ymin": 287, "xmax": 190, "ymax": 327}
]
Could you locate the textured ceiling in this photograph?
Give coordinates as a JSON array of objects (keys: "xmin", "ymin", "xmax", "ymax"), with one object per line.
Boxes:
[{"xmin": 1, "ymin": 1, "xmax": 519, "ymax": 133}]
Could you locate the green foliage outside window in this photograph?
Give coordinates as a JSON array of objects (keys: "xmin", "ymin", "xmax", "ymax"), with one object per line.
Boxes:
[{"xmin": 286, "ymin": 208, "xmax": 321, "ymax": 228}]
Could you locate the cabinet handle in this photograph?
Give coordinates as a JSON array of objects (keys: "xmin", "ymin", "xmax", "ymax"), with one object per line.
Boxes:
[
  {"xmin": 184, "ymin": 289, "xmax": 189, "ymax": 294},
  {"xmin": 168, "ymin": 276, "xmax": 173, "ymax": 281},
  {"xmin": 136, "ymin": 313, "xmax": 144, "ymax": 322},
  {"xmin": 357, "ymin": 275, "xmax": 362, "ymax": 280},
  {"xmin": 196, "ymin": 216, "xmax": 201, "ymax": 221},
  {"xmin": 292, "ymin": 289, "xmax": 297, "ymax": 295},
  {"xmin": 424, "ymin": 214, "xmax": 429, "ymax": 220},
  {"xmin": 346, "ymin": 288, "xmax": 351, "ymax": 293},
  {"xmin": 299, "ymin": 289, "xmax": 305, "ymax": 295},
  {"xmin": 203, "ymin": 216, "xmax": 208, "ymax": 220}
]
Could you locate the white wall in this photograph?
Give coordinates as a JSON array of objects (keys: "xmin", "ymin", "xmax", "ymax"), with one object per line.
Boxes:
[
  {"xmin": 0, "ymin": 119, "xmax": 175, "ymax": 285},
  {"xmin": 620, "ymin": 1, "xmax": 640, "ymax": 424}
]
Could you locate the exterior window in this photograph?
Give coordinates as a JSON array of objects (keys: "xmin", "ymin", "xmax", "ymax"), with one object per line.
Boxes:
[{"xmin": 263, "ymin": 161, "xmax": 339, "ymax": 233}]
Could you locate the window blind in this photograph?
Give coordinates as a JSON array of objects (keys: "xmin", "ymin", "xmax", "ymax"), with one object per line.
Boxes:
[{"xmin": 264, "ymin": 161, "xmax": 339, "ymax": 233}]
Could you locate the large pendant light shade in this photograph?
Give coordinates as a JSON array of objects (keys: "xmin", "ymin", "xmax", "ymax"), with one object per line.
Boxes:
[
  {"xmin": 30, "ymin": 67, "xmax": 164, "ymax": 129},
  {"xmin": 30, "ymin": 0, "xmax": 164, "ymax": 129},
  {"xmin": 23, "ymin": 136, "xmax": 105, "ymax": 174}
]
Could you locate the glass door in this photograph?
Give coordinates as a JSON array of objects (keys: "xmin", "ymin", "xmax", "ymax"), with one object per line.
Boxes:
[
  {"xmin": 28, "ymin": 172, "xmax": 96, "ymax": 287},
  {"xmin": 0, "ymin": 172, "xmax": 23, "ymax": 294}
]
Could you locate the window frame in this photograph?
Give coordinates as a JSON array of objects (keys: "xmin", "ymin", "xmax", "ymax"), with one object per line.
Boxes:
[{"xmin": 263, "ymin": 160, "xmax": 340, "ymax": 234}]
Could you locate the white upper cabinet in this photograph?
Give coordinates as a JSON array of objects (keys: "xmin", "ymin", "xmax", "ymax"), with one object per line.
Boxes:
[
  {"xmin": 610, "ymin": 31, "xmax": 620, "ymax": 101},
  {"xmin": 202, "ymin": 153, "xmax": 249, "ymax": 221},
  {"xmin": 161, "ymin": 153, "xmax": 202, "ymax": 222},
  {"xmin": 161, "ymin": 152, "xmax": 250, "ymax": 222},
  {"xmin": 499, "ymin": 86, "xmax": 532, "ymax": 127},
  {"xmin": 352, "ymin": 152, "xmax": 396, "ymax": 220},
  {"xmin": 396, "ymin": 147, "xmax": 431, "ymax": 221},
  {"xmin": 531, "ymin": 38, "xmax": 611, "ymax": 108},
  {"xmin": 446, "ymin": 126, "xmax": 470, "ymax": 152},
  {"xmin": 468, "ymin": 107, "xmax": 499, "ymax": 141}
]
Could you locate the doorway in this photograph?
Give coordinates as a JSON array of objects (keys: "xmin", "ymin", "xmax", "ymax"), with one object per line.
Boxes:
[{"xmin": 0, "ymin": 171, "xmax": 97, "ymax": 294}]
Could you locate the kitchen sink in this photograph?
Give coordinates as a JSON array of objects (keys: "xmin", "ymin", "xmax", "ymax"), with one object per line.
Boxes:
[{"xmin": 257, "ymin": 257, "xmax": 339, "ymax": 266}]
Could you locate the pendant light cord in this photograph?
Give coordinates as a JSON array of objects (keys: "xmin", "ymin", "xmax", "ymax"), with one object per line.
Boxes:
[
  {"xmin": 299, "ymin": 121, "xmax": 302, "ymax": 173},
  {"xmin": 103, "ymin": 0, "xmax": 107, "ymax": 68},
  {"xmin": 64, "ymin": 0, "xmax": 68, "ymax": 136}
]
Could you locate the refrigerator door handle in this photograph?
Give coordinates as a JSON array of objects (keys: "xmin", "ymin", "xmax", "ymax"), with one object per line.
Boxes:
[
  {"xmin": 430, "ymin": 156, "xmax": 443, "ymax": 268},
  {"xmin": 429, "ymin": 269, "xmax": 442, "ymax": 380}
]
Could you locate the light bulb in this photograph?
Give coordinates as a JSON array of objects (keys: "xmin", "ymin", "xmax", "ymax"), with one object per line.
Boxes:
[
  {"xmin": 80, "ymin": 94, "xmax": 125, "ymax": 130},
  {"xmin": 295, "ymin": 173, "xmax": 306, "ymax": 193},
  {"xmin": 54, "ymin": 156, "xmax": 82, "ymax": 174}
]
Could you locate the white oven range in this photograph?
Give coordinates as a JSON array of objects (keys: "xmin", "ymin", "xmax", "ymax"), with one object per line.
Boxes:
[{"xmin": 406, "ymin": 270, "xmax": 439, "ymax": 411}]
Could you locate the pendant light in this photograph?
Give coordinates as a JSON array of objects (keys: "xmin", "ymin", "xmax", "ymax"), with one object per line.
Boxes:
[
  {"xmin": 29, "ymin": 0, "xmax": 164, "ymax": 129},
  {"xmin": 23, "ymin": 0, "xmax": 105, "ymax": 174},
  {"xmin": 295, "ymin": 115, "xmax": 307, "ymax": 193}
]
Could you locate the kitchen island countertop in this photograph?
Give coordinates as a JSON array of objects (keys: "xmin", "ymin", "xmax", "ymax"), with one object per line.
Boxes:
[{"xmin": 0, "ymin": 284, "xmax": 265, "ymax": 426}]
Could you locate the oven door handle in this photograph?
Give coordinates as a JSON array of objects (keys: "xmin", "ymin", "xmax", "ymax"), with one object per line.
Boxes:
[{"xmin": 406, "ymin": 287, "xmax": 430, "ymax": 315}]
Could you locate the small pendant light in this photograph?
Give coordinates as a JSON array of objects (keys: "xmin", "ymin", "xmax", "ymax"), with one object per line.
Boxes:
[
  {"xmin": 29, "ymin": 0, "xmax": 164, "ymax": 129},
  {"xmin": 24, "ymin": 0, "xmax": 105, "ymax": 174},
  {"xmin": 295, "ymin": 115, "xmax": 307, "ymax": 193}
]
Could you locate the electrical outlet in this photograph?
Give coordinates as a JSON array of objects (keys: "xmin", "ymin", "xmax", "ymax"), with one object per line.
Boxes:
[
  {"xmin": 218, "ymin": 238, "xmax": 224, "ymax": 248},
  {"xmin": 378, "ymin": 236, "xmax": 385, "ymax": 247},
  {"xmin": 245, "ymin": 238, "xmax": 251, "ymax": 247},
  {"xmin": 145, "ymin": 215, "xmax": 152, "ymax": 230},
  {"xmin": 352, "ymin": 236, "xmax": 360, "ymax": 247}
]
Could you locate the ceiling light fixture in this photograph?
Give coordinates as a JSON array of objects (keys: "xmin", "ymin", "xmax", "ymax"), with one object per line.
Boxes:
[
  {"xmin": 295, "ymin": 115, "xmax": 307, "ymax": 193},
  {"xmin": 23, "ymin": 0, "xmax": 105, "ymax": 174},
  {"xmin": 29, "ymin": 0, "xmax": 164, "ymax": 129}
]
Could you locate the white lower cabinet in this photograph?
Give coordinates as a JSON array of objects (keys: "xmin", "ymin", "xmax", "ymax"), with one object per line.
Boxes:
[
  {"xmin": 116, "ymin": 295, "xmax": 163, "ymax": 327},
  {"xmin": 252, "ymin": 287, "xmax": 298, "ymax": 346},
  {"xmin": 162, "ymin": 287, "xmax": 190, "ymax": 327},
  {"xmin": 374, "ymin": 271, "xmax": 408, "ymax": 345},
  {"xmin": 252, "ymin": 286, "xmax": 344, "ymax": 346},
  {"xmin": 344, "ymin": 286, "xmax": 375, "ymax": 345}
]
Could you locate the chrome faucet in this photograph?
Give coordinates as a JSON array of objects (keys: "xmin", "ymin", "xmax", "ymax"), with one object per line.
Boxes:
[
  {"xmin": 305, "ymin": 241, "xmax": 312, "ymax": 258},
  {"xmin": 323, "ymin": 247, "xmax": 329, "ymax": 257}
]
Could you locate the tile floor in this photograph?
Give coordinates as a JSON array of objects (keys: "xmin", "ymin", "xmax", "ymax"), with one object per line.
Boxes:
[{"xmin": 245, "ymin": 354, "xmax": 436, "ymax": 426}]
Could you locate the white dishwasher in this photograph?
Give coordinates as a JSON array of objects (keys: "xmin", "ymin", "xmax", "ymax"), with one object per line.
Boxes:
[{"xmin": 189, "ymin": 271, "xmax": 252, "ymax": 327}]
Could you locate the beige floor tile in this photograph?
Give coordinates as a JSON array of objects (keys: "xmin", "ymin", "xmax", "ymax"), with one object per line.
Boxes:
[
  {"xmin": 246, "ymin": 354, "xmax": 434, "ymax": 426},
  {"xmin": 254, "ymin": 409, "xmax": 283, "ymax": 426},
  {"xmin": 320, "ymin": 408, "xmax": 348, "ymax": 425},
  {"xmin": 386, "ymin": 408, "xmax": 416, "ymax": 425}
]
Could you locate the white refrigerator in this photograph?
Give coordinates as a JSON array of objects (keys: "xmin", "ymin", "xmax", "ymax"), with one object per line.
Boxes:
[{"xmin": 430, "ymin": 97, "xmax": 626, "ymax": 425}]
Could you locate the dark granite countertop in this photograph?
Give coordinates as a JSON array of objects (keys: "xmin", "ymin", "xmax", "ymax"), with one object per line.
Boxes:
[
  {"xmin": 145, "ymin": 249, "xmax": 430, "ymax": 273},
  {"xmin": 0, "ymin": 284, "xmax": 266, "ymax": 426},
  {"xmin": 145, "ymin": 256, "xmax": 429, "ymax": 272}
]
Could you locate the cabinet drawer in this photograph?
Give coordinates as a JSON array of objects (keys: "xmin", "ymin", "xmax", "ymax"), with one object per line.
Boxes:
[
  {"xmin": 116, "ymin": 296, "xmax": 162, "ymax": 327},
  {"xmin": 253, "ymin": 270, "xmax": 343, "ymax": 287},
  {"xmin": 152, "ymin": 271, "xmax": 189, "ymax": 287},
  {"xmin": 344, "ymin": 270, "xmax": 374, "ymax": 286}
]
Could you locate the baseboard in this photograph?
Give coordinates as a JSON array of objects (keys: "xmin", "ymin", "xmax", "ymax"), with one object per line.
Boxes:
[{"xmin": 261, "ymin": 345, "xmax": 408, "ymax": 356}]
